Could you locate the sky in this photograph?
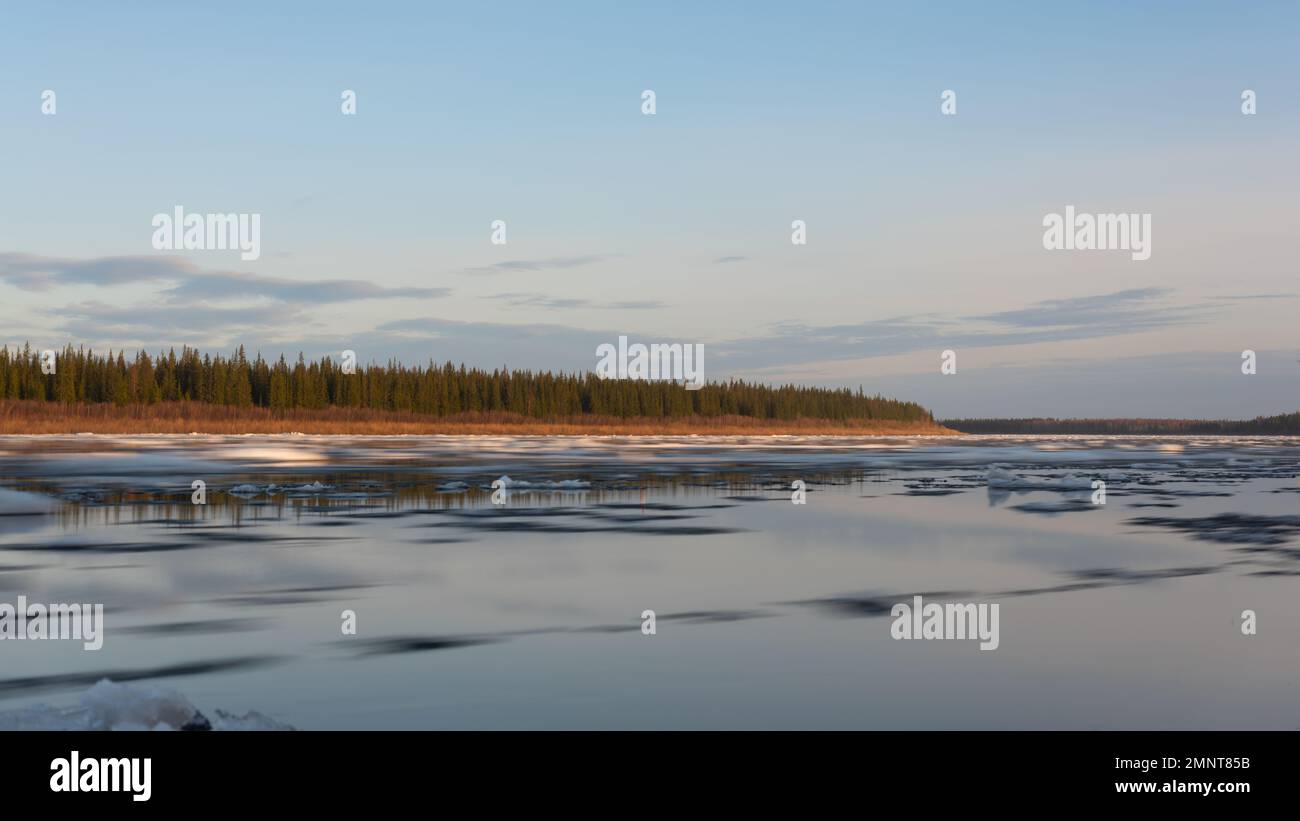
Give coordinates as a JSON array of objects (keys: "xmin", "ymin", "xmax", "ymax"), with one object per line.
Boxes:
[{"xmin": 1, "ymin": 0, "xmax": 1297, "ymax": 419}]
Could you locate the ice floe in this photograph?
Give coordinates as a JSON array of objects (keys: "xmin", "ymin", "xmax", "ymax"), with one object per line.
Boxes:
[
  {"xmin": 986, "ymin": 465, "xmax": 1094, "ymax": 490},
  {"xmin": 289, "ymin": 481, "xmax": 331, "ymax": 493},
  {"xmin": 0, "ymin": 679, "xmax": 292, "ymax": 731},
  {"xmin": 482, "ymin": 476, "xmax": 590, "ymax": 490}
]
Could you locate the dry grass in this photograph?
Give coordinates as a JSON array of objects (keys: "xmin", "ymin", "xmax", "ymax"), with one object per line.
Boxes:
[{"xmin": 0, "ymin": 401, "xmax": 958, "ymax": 436}]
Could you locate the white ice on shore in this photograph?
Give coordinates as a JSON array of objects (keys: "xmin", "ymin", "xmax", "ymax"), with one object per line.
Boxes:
[{"xmin": 0, "ymin": 679, "xmax": 293, "ymax": 731}]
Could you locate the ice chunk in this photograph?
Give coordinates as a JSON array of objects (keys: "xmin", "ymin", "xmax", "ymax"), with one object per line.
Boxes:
[
  {"xmin": 986, "ymin": 464, "xmax": 1093, "ymax": 490},
  {"xmin": 0, "ymin": 679, "xmax": 293, "ymax": 731},
  {"xmin": 80, "ymin": 679, "xmax": 207, "ymax": 731},
  {"xmin": 482, "ymin": 476, "xmax": 589, "ymax": 490},
  {"xmin": 211, "ymin": 709, "xmax": 294, "ymax": 731}
]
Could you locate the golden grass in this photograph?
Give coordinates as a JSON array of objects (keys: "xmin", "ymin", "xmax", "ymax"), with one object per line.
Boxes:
[{"xmin": 0, "ymin": 401, "xmax": 958, "ymax": 436}]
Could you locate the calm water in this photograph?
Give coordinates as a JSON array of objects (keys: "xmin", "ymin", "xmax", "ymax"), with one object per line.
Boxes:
[{"xmin": 1, "ymin": 434, "xmax": 1298, "ymax": 729}]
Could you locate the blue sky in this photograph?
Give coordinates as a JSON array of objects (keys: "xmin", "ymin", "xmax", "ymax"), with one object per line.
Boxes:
[{"xmin": 1, "ymin": 1, "xmax": 1297, "ymax": 417}]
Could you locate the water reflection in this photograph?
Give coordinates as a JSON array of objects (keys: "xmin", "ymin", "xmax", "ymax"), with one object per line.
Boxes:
[{"xmin": 1, "ymin": 434, "xmax": 1297, "ymax": 729}]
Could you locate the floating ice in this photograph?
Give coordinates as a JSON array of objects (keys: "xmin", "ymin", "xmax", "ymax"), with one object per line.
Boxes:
[
  {"xmin": 289, "ymin": 481, "xmax": 331, "ymax": 492},
  {"xmin": 0, "ymin": 679, "xmax": 293, "ymax": 731},
  {"xmin": 482, "ymin": 476, "xmax": 590, "ymax": 490},
  {"xmin": 986, "ymin": 465, "xmax": 1093, "ymax": 490}
]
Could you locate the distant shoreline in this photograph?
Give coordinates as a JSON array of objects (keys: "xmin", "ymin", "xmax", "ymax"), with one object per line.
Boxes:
[
  {"xmin": 6, "ymin": 401, "xmax": 1299, "ymax": 437},
  {"xmin": 0, "ymin": 401, "xmax": 957, "ymax": 436},
  {"xmin": 943, "ymin": 414, "xmax": 1300, "ymax": 436}
]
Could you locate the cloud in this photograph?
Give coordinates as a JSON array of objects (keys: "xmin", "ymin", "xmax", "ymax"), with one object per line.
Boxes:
[
  {"xmin": 59, "ymin": 301, "xmax": 302, "ymax": 333},
  {"xmin": 163, "ymin": 272, "xmax": 449, "ymax": 304},
  {"xmin": 51, "ymin": 301, "xmax": 307, "ymax": 347},
  {"xmin": 481, "ymin": 292, "xmax": 664, "ymax": 310},
  {"xmin": 7, "ymin": 264, "xmax": 1224, "ymax": 403},
  {"xmin": 714, "ymin": 288, "xmax": 1215, "ymax": 371},
  {"xmin": 461, "ymin": 255, "xmax": 613, "ymax": 275},
  {"xmin": 713, "ymin": 256, "xmax": 748, "ymax": 264},
  {"xmin": 0, "ymin": 253, "xmax": 196, "ymax": 291},
  {"xmin": 0, "ymin": 252, "xmax": 450, "ymax": 304},
  {"xmin": 965, "ymin": 288, "xmax": 1188, "ymax": 329},
  {"xmin": 354, "ymin": 288, "xmax": 1213, "ymax": 377},
  {"xmin": 1205, "ymin": 293, "xmax": 1296, "ymax": 301}
]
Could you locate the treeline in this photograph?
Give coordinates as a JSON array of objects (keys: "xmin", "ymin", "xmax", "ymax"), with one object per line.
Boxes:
[
  {"xmin": 945, "ymin": 415, "xmax": 1300, "ymax": 435},
  {"xmin": 0, "ymin": 344, "xmax": 934, "ymax": 423}
]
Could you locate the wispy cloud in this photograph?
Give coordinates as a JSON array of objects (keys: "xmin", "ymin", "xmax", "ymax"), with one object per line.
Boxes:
[
  {"xmin": 0, "ymin": 252, "xmax": 450, "ymax": 304},
  {"xmin": 461, "ymin": 255, "xmax": 614, "ymax": 275},
  {"xmin": 0, "ymin": 253, "xmax": 196, "ymax": 291},
  {"xmin": 966, "ymin": 288, "xmax": 1194, "ymax": 330},
  {"xmin": 57, "ymin": 301, "xmax": 304, "ymax": 343},
  {"xmin": 3, "ymin": 258, "xmax": 1222, "ymax": 391},
  {"xmin": 1205, "ymin": 292, "xmax": 1296, "ymax": 301},
  {"xmin": 482, "ymin": 292, "xmax": 663, "ymax": 310},
  {"xmin": 164, "ymin": 272, "xmax": 448, "ymax": 304},
  {"xmin": 716, "ymin": 288, "xmax": 1215, "ymax": 371}
]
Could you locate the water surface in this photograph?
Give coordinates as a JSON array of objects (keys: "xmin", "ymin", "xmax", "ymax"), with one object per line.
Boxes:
[{"xmin": 1, "ymin": 434, "xmax": 1296, "ymax": 729}]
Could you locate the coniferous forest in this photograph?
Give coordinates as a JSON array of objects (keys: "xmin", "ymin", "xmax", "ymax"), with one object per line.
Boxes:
[{"xmin": 0, "ymin": 344, "xmax": 935, "ymax": 424}]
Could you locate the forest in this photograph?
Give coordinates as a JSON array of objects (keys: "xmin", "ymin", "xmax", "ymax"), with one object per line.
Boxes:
[{"xmin": 0, "ymin": 343, "xmax": 935, "ymax": 423}]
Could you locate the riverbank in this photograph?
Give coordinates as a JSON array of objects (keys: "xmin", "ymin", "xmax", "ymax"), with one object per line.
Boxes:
[{"xmin": 0, "ymin": 401, "xmax": 957, "ymax": 436}]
